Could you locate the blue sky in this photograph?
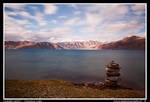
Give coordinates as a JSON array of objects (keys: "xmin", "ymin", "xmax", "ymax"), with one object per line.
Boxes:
[{"xmin": 4, "ymin": 3, "xmax": 146, "ymax": 42}]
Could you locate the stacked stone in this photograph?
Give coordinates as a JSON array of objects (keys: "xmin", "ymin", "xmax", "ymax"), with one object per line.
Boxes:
[{"xmin": 105, "ymin": 60, "xmax": 121, "ymax": 87}]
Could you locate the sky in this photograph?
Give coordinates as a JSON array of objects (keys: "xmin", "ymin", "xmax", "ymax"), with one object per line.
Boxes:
[{"xmin": 4, "ymin": 3, "xmax": 146, "ymax": 42}]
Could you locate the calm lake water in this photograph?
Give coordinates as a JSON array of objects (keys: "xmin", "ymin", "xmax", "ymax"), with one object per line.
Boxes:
[{"xmin": 5, "ymin": 50, "xmax": 145, "ymax": 90}]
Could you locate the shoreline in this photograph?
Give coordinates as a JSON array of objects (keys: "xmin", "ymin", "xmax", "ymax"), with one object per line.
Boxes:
[
  {"xmin": 72, "ymin": 81, "xmax": 133, "ymax": 90},
  {"xmin": 5, "ymin": 79, "xmax": 145, "ymax": 98}
]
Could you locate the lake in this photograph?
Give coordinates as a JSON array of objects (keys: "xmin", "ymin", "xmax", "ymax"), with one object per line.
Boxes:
[{"xmin": 5, "ymin": 49, "xmax": 145, "ymax": 90}]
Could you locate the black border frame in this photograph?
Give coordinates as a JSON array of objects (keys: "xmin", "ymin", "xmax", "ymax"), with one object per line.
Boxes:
[{"xmin": 1, "ymin": 0, "xmax": 149, "ymax": 101}]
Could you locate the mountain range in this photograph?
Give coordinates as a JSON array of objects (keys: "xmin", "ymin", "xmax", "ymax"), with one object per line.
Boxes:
[{"xmin": 5, "ymin": 36, "xmax": 145, "ymax": 50}]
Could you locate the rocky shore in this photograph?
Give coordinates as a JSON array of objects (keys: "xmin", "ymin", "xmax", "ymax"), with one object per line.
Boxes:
[{"xmin": 73, "ymin": 82, "xmax": 133, "ymax": 90}]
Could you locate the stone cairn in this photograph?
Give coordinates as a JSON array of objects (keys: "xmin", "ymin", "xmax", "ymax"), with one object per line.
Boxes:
[{"xmin": 105, "ymin": 60, "xmax": 121, "ymax": 87}]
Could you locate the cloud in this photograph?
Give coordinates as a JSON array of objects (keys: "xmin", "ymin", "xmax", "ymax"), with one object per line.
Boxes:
[
  {"xmin": 131, "ymin": 4, "xmax": 145, "ymax": 15},
  {"xmin": 4, "ymin": 4, "xmax": 146, "ymax": 42},
  {"xmin": 69, "ymin": 4, "xmax": 78, "ymax": 9},
  {"xmin": 85, "ymin": 4, "xmax": 129, "ymax": 21},
  {"xmin": 4, "ymin": 15, "xmax": 33, "ymax": 41},
  {"xmin": 4, "ymin": 3, "xmax": 26, "ymax": 10},
  {"xmin": 81, "ymin": 26, "xmax": 95, "ymax": 33},
  {"xmin": 74, "ymin": 11, "xmax": 81, "ymax": 15},
  {"xmin": 85, "ymin": 12, "xmax": 103, "ymax": 26},
  {"xmin": 5, "ymin": 12, "xmax": 31, "ymax": 27},
  {"xmin": 64, "ymin": 17, "xmax": 87, "ymax": 26},
  {"xmin": 131, "ymin": 4, "xmax": 145, "ymax": 11},
  {"xmin": 64, "ymin": 17, "xmax": 80, "ymax": 25},
  {"xmin": 58, "ymin": 16, "xmax": 67, "ymax": 19},
  {"xmin": 64, "ymin": 4, "xmax": 130, "ymax": 27},
  {"xmin": 16, "ymin": 11, "xmax": 35, "ymax": 20},
  {"xmin": 32, "ymin": 26, "xmax": 75, "ymax": 42},
  {"xmin": 5, "ymin": 24, "xmax": 33, "ymax": 41},
  {"xmin": 43, "ymin": 4, "xmax": 58, "ymax": 15},
  {"xmin": 51, "ymin": 20, "xmax": 57, "ymax": 24},
  {"xmin": 5, "ymin": 5, "xmax": 48, "ymax": 26},
  {"xmin": 79, "ymin": 4, "xmax": 145, "ymax": 41},
  {"xmin": 99, "ymin": 20, "xmax": 144, "ymax": 34},
  {"xmin": 92, "ymin": 20, "xmax": 145, "ymax": 42},
  {"xmin": 5, "ymin": 14, "xmax": 75, "ymax": 42},
  {"xmin": 31, "ymin": 12, "xmax": 48, "ymax": 26}
]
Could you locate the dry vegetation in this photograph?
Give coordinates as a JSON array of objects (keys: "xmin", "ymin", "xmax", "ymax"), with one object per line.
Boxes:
[{"xmin": 5, "ymin": 80, "xmax": 145, "ymax": 98}]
